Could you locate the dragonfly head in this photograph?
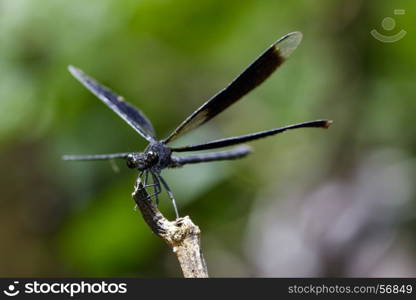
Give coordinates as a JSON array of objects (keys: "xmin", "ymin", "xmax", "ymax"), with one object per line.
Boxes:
[
  {"xmin": 144, "ymin": 150, "xmax": 159, "ymax": 166},
  {"xmin": 126, "ymin": 150, "xmax": 161, "ymax": 171},
  {"xmin": 126, "ymin": 152, "xmax": 146, "ymax": 170}
]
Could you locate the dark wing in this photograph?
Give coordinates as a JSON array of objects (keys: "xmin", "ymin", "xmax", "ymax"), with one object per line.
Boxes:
[
  {"xmin": 171, "ymin": 145, "xmax": 251, "ymax": 166},
  {"xmin": 68, "ymin": 66, "xmax": 156, "ymax": 142},
  {"xmin": 171, "ymin": 120, "xmax": 332, "ymax": 152},
  {"xmin": 62, "ymin": 153, "xmax": 131, "ymax": 161},
  {"xmin": 163, "ymin": 31, "xmax": 303, "ymax": 144}
]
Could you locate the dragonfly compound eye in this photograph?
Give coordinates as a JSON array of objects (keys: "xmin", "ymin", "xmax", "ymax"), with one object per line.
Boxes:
[
  {"xmin": 146, "ymin": 151, "xmax": 158, "ymax": 164},
  {"xmin": 126, "ymin": 154, "xmax": 137, "ymax": 169}
]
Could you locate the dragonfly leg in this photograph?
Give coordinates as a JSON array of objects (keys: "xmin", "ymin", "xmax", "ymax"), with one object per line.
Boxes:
[
  {"xmin": 151, "ymin": 173, "xmax": 162, "ymax": 207},
  {"xmin": 157, "ymin": 175, "xmax": 179, "ymax": 219},
  {"xmin": 138, "ymin": 170, "xmax": 161, "ymax": 204}
]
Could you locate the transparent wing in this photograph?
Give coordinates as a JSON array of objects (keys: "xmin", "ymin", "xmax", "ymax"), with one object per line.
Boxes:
[
  {"xmin": 69, "ymin": 66, "xmax": 156, "ymax": 142},
  {"xmin": 163, "ymin": 32, "xmax": 303, "ymax": 144}
]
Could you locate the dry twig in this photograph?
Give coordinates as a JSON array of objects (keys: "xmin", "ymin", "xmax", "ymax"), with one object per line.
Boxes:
[{"xmin": 132, "ymin": 177, "xmax": 208, "ymax": 278}]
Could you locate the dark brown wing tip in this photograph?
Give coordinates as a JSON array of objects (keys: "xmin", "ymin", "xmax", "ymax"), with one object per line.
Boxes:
[
  {"xmin": 323, "ymin": 120, "xmax": 333, "ymax": 128},
  {"xmin": 237, "ymin": 144, "xmax": 253, "ymax": 153},
  {"xmin": 274, "ymin": 31, "xmax": 303, "ymax": 59},
  {"xmin": 68, "ymin": 65, "xmax": 92, "ymax": 83},
  {"xmin": 68, "ymin": 65, "xmax": 82, "ymax": 76}
]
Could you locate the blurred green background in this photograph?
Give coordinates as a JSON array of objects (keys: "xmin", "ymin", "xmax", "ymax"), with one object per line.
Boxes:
[{"xmin": 1, "ymin": 0, "xmax": 415, "ymax": 277}]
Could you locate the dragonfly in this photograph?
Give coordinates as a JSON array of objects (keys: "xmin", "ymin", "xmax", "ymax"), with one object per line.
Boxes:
[{"xmin": 63, "ymin": 32, "xmax": 332, "ymax": 218}]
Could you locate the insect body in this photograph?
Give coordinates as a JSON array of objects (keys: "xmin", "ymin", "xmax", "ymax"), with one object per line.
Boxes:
[{"xmin": 64, "ymin": 32, "xmax": 332, "ymax": 218}]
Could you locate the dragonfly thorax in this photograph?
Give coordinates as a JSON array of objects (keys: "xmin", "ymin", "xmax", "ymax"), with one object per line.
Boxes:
[{"xmin": 143, "ymin": 142, "xmax": 172, "ymax": 172}]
